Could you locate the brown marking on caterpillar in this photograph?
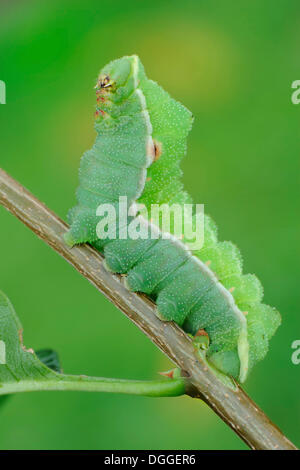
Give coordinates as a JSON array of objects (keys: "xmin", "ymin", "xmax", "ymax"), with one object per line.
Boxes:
[
  {"xmin": 95, "ymin": 109, "xmax": 106, "ymax": 119},
  {"xmin": 95, "ymin": 74, "xmax": 112, "ymax": 89},
  {"xmin": 94, "ymin": 75, "xmax": 114, "ymax": 105},
  {"xmin": 147, "ymin": 138, "xmax": 156, "ymax": 161},
  {"xmin": 153, "ymin": 140, "xmax": 162, "ymax": 161},
  {"xmin": 146, "ymin": 177, "xmax": 152, "ymax": 182},
  {"xmin": 195, "ymin": 329, "xmax": 209, "ymax": 338}
]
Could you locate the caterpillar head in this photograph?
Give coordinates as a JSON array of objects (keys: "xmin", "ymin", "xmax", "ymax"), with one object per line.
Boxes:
[
  {"xmin": 94, "ymin": 56, "xmax": 142, "ymax": 122},
  {"xmin": 96, "ymin": 56, "xmax": 140, "ymax": 102},
  {"xmin": 95, "ymin": 74, "xmax": 114, "ymax": 95}
]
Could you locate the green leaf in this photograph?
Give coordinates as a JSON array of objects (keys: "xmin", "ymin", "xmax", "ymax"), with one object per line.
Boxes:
[
  {"xmin": 0, "ymin": 290, "xmax": 58, "ymax": 389},
  {"xmin": 0, "ymin": 291, "xmax": 186, "ymax": 398}
]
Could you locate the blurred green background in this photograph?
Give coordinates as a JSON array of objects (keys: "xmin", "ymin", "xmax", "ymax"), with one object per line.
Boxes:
[{"xmin": 0, "ymin": 0, "xmax": 299, "ymax": 450}]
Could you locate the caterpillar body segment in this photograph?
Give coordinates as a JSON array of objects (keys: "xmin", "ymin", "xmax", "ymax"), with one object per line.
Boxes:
[
  {"xmin": 65, "ymin": 55, "xmax": 281, "ymax": 383},
  {"xmin": 65, "ymin": 56, "xmax": 154, "ymax": 247}
]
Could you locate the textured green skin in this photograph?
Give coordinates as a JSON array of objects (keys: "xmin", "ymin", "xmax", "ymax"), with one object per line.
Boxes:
[{"xmin": 65, "ymin": 56, "xmax": 281, "ymax": 382}]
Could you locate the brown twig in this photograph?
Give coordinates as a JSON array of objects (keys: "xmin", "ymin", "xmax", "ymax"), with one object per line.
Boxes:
[{"xmin": 0, "ymin": 167, "xmax": 297, "ymax": 450}]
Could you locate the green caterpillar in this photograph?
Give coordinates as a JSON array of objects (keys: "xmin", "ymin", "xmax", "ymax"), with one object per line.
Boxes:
[{"xmin": 65, "ymin": 55, "xmax": 281, "ymax": 383}]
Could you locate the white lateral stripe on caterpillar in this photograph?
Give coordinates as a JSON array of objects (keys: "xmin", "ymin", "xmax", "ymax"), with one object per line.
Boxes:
[
  {"xmin": 132, "ymin": 215, "xmax": 249, "ymax": 382},
  {"xmin": 127, "ymin": 58, "xmax": 155, "ymax": 200},
  {"xmin": 129, "ymin": 56, "xmax": 249, "ymax": 382}
]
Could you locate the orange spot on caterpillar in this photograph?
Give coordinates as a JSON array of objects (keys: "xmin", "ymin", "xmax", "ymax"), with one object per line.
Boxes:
[
  {"xmin": 244, "ymin": 311, "xmax": 248, "ymax": 316},
  {"xmin": 195, "ymin": 329, "xmax": 209, "ymax": 338},
  {"xmin": 95, "ymin": 109, "xmax": 105, "ymax": 119},
  {"xmin": 147, "ymin": 139, "xmax": 155, "ymax": 161},
  {"xmin": 229, "ymin": 287, "xmax": 235, "ymax": 293},
  {"xmin": 153, "ymin": 140, "xmax": 162, "ymax": 161},
  {"xmin": 146, "ymin": 177, "xmax": 152, "ymax": 182},
  {"xmin": 205, "ymin": 260, "xmax": 211, "ymax": 266}
]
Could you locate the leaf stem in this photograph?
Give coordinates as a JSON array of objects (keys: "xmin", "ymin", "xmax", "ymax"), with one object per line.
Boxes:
[{"xmin": 0, "ymin": 374, "xmax": 187, "ymax": 398}]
